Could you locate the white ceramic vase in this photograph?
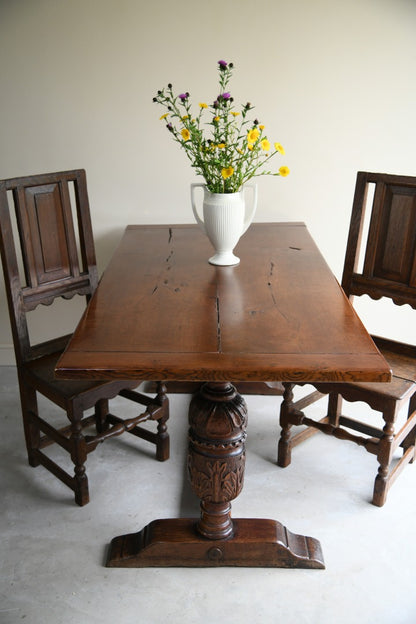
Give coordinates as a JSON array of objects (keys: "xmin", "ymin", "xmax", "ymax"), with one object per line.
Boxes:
[{"xmin": 190, "ymin": 184, "xmax": 257, "ymax": 266}]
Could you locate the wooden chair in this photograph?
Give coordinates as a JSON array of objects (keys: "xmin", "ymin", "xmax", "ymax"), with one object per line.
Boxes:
[
  {"xmin": 0, "ymin": 169, "xmax": 169, "ymax": 506},
  {"xmin": 278, "ymin": 171, "xmax": 416, "ymax": 506}
]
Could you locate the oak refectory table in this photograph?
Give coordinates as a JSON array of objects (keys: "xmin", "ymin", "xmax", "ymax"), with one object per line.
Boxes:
[{"xmin": 55, "ymin": 223, "xmax": 391, "ymax": 568}]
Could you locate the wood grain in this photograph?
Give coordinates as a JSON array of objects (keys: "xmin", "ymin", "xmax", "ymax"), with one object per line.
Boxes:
[{"xmin": 56, "ymin": 223, "xmax": 391, "ymax": 384}]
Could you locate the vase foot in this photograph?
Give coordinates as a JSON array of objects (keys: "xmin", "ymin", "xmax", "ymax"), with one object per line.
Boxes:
[{"xmin": 209, "ymin": 252, "xmax": 240, "ymax": 266}]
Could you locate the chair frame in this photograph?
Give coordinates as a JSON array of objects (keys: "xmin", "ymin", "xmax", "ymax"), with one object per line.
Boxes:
[
  {"xmin": 278, "ymin": 171, "xmax": 416, "ymax": 506},
  {"xmin": 0, "ymin": 169, "xmax": 169, "ymax": 505}
]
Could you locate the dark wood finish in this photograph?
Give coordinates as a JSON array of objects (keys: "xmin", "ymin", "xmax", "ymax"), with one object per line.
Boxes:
[
  {"xmin": 107, "ymin": 380, "xmax": 323, "ymax": 568},
  {"xmin": 157, "ymin": 380, "xmax": 284, "ymax": 396},
  {"xmin": 278, "ymin": 172, "xmax": 416, "ymax": 506},
  {"xmin": 0, "ymin": 170, "xmax": 169, "ymax": 506},
  {"xmin": 56, "ymin": 223, "xmax": 390, "ymax": 384},
  {"xmin": 56, "ymin": 222, "xmax": 390, "ymax": 567},
  {"xmin": 106, "ymin": 518, "xmax": 324, "ymax": 568},
  {"xmin": 188, "ymin": 382, "xmax": 247, "ymax": 540}
]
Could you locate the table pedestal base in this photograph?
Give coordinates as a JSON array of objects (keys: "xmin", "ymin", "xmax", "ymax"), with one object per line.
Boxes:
[
  {"xmin": 106, "ymin": 382, "xmax": 324, "ymax": 570},
  {"xmin": 106, "ymin": 518, "xmax": 325, "ymax": 568}
]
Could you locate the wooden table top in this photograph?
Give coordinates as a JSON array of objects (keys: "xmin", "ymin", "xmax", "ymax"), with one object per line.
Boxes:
[{"xmin": 55, "ymin": 223, "xmax": 391, "ymax": 383}]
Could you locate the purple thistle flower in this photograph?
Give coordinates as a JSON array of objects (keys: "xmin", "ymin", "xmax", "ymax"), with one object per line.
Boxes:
[
  {"xmin": 178, "ymin": 93, "xmax": 189, "ymax": 101},
  {"xmin": 218, "ymin": 92, "xmax": 231, "ymax": 101},
  {"xmin": 218, "ymin": 60, "xmax": 227, "ymax": 68}
]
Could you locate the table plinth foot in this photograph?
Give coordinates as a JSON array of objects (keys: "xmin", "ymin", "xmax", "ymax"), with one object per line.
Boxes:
[{"xmin": 106, "ymin": 518, "xmax": 325, "ymax": 569}]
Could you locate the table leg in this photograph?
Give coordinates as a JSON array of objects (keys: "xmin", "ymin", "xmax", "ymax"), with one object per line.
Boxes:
[{"xmin": 106, "ymin": 382, "xmax": 324, "ymax": 568}]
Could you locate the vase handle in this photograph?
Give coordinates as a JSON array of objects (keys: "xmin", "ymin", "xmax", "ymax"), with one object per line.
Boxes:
[
  {"xmin": 242, "ymin": 183, "xmax": 257, "ymax": 234},
  {"xmin": 191, "ymin": 184, "xmax": 206, "ymax": 234}
]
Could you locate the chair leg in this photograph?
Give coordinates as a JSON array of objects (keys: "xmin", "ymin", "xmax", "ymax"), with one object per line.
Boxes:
[
  {"xmin": 19, "ymin": 382, "xmax": 41, "ymax": 467},
  {"xmin": 155, "ymin": 382, "xmax": 170, "ymax": 462},
  {"xmin": 372, "ymin": 403, "xmax": 397, "ymax": 507},
  {"xmin": 277, "ymin": 383, "xmax": 295, "ymax": 467},
  {"xmin": 327, "ymin": 392, "xmax": 342, "ymax": 427},
  {"xmin": 402, "ymin": 394, "xmax": 416, "ymax": 464},
  {"xmin": 69, "ymin": 406, "xmax": 89, "ymax": 506},
  {"xmin": 94, "ymin": 398, "xmax": 110, "ymax": 433}
]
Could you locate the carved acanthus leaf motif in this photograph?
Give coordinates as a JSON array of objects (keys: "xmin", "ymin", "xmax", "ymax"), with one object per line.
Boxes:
[{"xmin": 188, "ymin": 457, "xmax": 245, "ymax": 502}]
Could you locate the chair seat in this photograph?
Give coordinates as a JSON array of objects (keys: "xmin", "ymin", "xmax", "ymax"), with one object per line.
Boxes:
[
  {"xmin": 23, "ymin": 351, "xmax": 138, "ymax": 407},
  {"xmin": 344, "ymin": 345, "xmax": 416, "ymax": 401}
]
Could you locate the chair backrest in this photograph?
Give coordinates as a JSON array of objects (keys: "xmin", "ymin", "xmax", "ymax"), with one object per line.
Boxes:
[
  {"xmin": 342, "ymin": 171, "xmax": 416, "ymax": 311},
  {"xmin": 0, "ymin": 169, "xmax": 98, "ymax": 365}
]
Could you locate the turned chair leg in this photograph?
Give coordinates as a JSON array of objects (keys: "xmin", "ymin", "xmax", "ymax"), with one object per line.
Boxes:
[
  {"xmin": 156, "ymin": 413, "xmax": 169, "ymax": 461},
  {"xmin": 278, "ymin": 383, "xmax": 295, "ymax": 467},
  {"xmin": 69, "ymin": 406, "xmax": 89, "ymax": 506},
  {"xmin": 373, "ymin": 403, "xmax": 397, "ymax": 507},
  {"xmin": 155, "ymin": 382, "xmax": 169, "ymax": 462}
]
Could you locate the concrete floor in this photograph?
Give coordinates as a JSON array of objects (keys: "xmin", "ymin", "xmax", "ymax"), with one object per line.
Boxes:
[{"xmin": 1, "ymin": 365, "xmax": 415, "ymax": 624}]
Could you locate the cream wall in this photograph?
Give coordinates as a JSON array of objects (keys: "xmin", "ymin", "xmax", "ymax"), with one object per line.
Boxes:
[{"xmin": 0, "ymin": 0, "xmax": 415, "ymax": 364}]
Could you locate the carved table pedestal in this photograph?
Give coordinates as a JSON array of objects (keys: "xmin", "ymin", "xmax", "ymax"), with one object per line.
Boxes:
[{"xmin": 106, "ymin": 382, "xmax": 325, "ymax": 568}]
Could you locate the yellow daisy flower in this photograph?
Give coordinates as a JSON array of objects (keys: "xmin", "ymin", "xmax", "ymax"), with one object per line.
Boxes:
[
  {"xmin": 217, "ymin": 143, "xmax": 226, "ymax": 149},
  {"xmin": 199, "ymin": 102, "xmax": 208, "ymax": 108},
  {"xmin": 221, "ymin": 166, "xmax": 234, "ymax": 179},
  {"xmin": 261, "ymin": 139, "xmax": 271, "ymax": 151},
  {"xmin": 181, "ymin": 128, "xmax": 190, "ymax": 141},
  {"xmin": 159, "ymin": 113, "xmax": 169, "ymax": 120},
  {"xmin": 279, "ymin": 166, "xmax": 290, "ymax": 177},
  {"xmin": 274, "ymin": 143, "xmax": 285, "ymax": 155},
  {"xmin": 213, "ymin": 116, "xmax": 220, "ymax": 122},
  {"xmin": 259, "ymin": 125, "xmax": 265, "ymax": 130},
  {"xmin": 247, "ymin": 128, "xmax": 260, "ymax": 143},
  {"xmin": 231, "ymin": 112, "xmax": 240, "ymax": 117}
]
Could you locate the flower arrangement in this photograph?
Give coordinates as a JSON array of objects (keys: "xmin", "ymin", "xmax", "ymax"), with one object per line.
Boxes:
[{"xmin": 153, "ymin": 60, "xmax": 289, "ymax": 194}]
